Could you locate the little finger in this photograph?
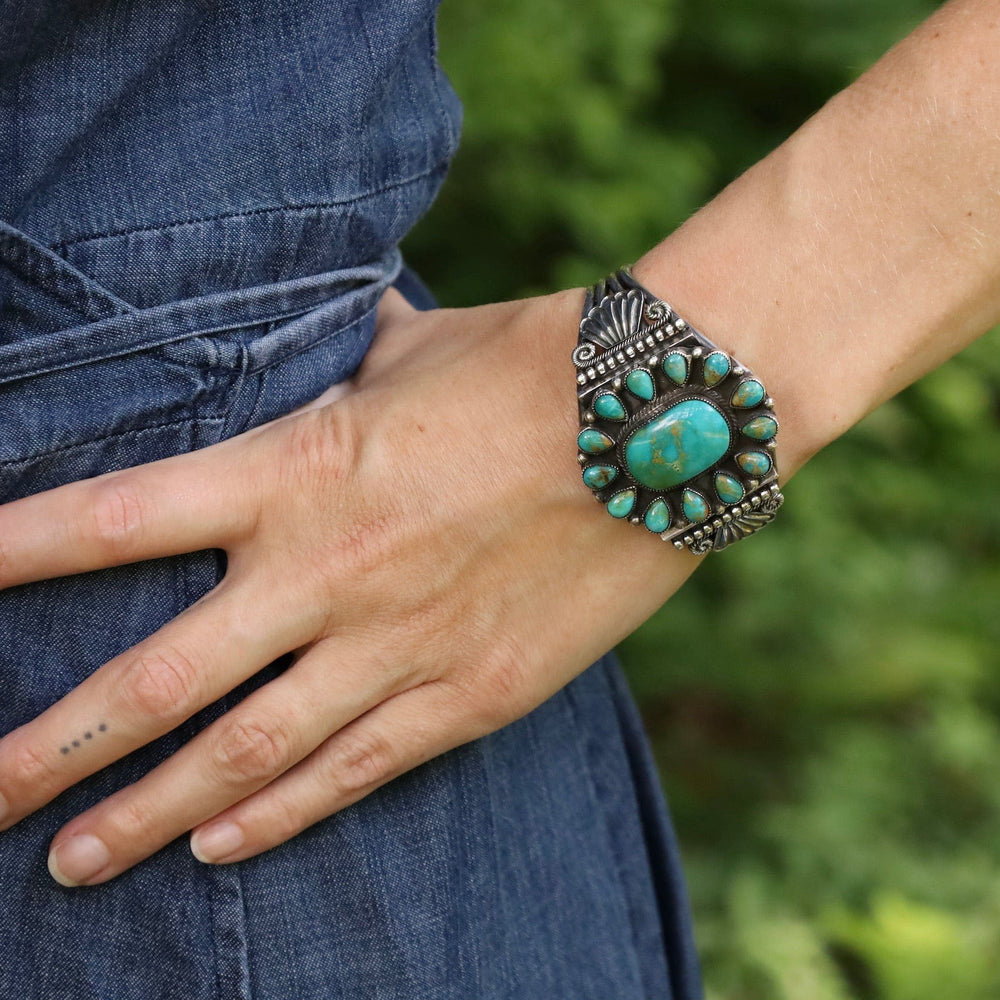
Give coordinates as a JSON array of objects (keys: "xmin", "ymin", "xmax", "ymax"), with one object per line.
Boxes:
[{"xmin": 189, "ymin": 679, "xmax": 483, "ymax": 864}]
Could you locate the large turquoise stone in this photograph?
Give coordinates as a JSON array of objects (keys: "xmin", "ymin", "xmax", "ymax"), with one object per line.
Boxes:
[
  {"xmin": 607, "ymin": 489, "xmax": 636, "ymax": 519},
  {"xmin": 582, "ymin": 464, "xmax": 618, "ymax": 490},
  {"xmin": 737, "ymin": 451, "xmax": 771, "ymax": 476},
  {"xmin": 644, "ymin": 499, "xmax": 672, "ymax": 533},
  {"xmin": 742, "ymin": 415, "xmax": 778, "ymax": 441},
  {"xmin": 682, "ymin": 489, "xmax": 710, "ymax": 523},
  {"xmin": 663, "ymin": 352, "xmax": 688, "ymax": 385},
  {"xmin": 594, "ymin": 393, "xmax": 626, "ymax": 421},
  {"xmin": 578, "ymin": 428, "xmax": 614, "ymax": 454},
  {"xmin": 715, "ymin": 473, "xmax": 745, "ymax": 504},
  {"xmin": 703, "ymin": 351, "xmax": 731, "ymax": 387},
  {"xmin": 624, "ymin": 399, "xmax": 730, "ymax": 490},
  {"xmin": 731, "ymin": 378, "xmax": 765, "ymax": 408},
  {"xmin": 625, "ymin": 368, "xmax": 655, "ymax": 401}
]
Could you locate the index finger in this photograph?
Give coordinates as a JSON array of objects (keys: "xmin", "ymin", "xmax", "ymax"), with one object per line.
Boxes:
[{"xmin": 0, "ymin": 436, "xmax": 252, "ymax": 589}]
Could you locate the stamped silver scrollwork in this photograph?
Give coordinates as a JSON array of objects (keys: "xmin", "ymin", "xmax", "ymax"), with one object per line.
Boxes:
[
  {"xmin": 644, "ymin": 300, "xmax": 669, "ymax": 323},
  {"xmin": 706, "ymin": 491, "xmax": 784, "ymax": 552},
  {"xmin": 571, "ymin": 341, "xmax": 599, "ymax": 367}
]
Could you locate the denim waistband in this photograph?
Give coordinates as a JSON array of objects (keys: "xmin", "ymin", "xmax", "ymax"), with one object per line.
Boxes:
[{"xmin": 0, "ymin": 220, "xmax": 401, "ymax": 386}]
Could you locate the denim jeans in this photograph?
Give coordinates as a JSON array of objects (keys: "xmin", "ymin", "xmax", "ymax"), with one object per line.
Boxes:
[{"xmin": 0, "ymin": 2, "xmax": 703, "ymax": 997}]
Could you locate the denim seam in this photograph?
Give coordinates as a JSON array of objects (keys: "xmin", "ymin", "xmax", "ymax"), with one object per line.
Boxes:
[
  {"xmin": 601, "ymin": 657, "xmax": 703, "ymax": 1000},
  {"xmin": 0, "ymin": 416, "xmax": 224, "ymax": 468},
  {"xmin": 222, "ymin": 354, "xmax": 261, "ymax": 440},
  {"xmin": 0, "ymin": 224, "xmax": 135, "ymax": 318},
  {"xmin": 1, "ymin": 251, "xmax": 118, "ymax": 322},
  {"xmin": 0, "ymin": 301, "xmax": 324, "ymax": 387},
  {"xmin": 51, "ymin": 164, "xmax": 449, "ymax": 250},
  {"xmin": 229, "ymin": 368, "xmax": 267, "ymax": 439},
  {"xmin": 564, "ymin": 666, "xmax": 653, "ymax": 997},
  {"xmin": 478, "ymin": 745, "xmax": 521, "ymax": 991},
  {"xmin": 398, "ymin": 29, "xmax": 433, "ymax": 172},
  {"xmin": 232, "ymin": 866, "xmax": 255, "ymax": 1000}
]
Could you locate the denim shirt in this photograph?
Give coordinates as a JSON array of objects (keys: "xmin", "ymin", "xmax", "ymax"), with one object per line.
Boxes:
[
  {"xmin": 0, "ymin": 0, "xmax": 463, "ymax": 477},
  {"xmin": 1, "ymin": 0, "xmax": 462, "ymax": 312}
]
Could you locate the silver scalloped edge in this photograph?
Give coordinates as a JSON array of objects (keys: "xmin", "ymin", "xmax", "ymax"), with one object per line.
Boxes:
[{"xmin": 578, "ymin": 288, "xmax": 644, "ymax": 355}]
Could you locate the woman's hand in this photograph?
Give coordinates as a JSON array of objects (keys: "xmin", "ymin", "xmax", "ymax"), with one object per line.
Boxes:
[{"xmin": 0, "ymin": 287, "xmax": 698, "ymax": 887}]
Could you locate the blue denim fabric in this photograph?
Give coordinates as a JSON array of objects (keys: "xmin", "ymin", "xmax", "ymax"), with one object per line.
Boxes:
[{"xmin": 0, "ymin": 2, "xmax": 703, "ymax": 997}]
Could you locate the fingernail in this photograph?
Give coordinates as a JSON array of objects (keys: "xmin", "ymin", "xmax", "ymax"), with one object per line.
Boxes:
[
  {"xmin": 48, "ymin": 834, "xmax": 112, "ymax": 887},
  {"xmin": 190, "ymin": 821, "xmax": 244, "ymax": 863},
  {"xmin": 0, "ymin": 791, "xmax": 10, "ymax": 828}
]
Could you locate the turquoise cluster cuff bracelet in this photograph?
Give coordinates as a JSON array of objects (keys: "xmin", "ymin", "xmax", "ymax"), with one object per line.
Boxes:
[{"xmin": 575, "ymin": 267, "xmax": 783, "ymax": 554}]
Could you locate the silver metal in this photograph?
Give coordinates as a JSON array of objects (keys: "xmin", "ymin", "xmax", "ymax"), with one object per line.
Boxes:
[{"xmin": 575, "ymin": 266, "xmax": 783, "ymax": 554}]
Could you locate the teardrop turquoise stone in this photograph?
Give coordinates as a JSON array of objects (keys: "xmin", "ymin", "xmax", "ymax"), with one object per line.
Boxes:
[
  {"xmin": 623, "ymin": 399, "xmax": 730, "ymax": 490},
  {"xmin": 607, "ymin": 489, "xmax": 636, "ymax": 519},
  {"xmin": 682, "ymin": 489, "xmax": 709, "ymax": 523},
  {"xmin": 578, "ymin": 428, "xmax": 614, "ymax": 454},
  {"xmin": 731, "ymin": 378, "xmax": 765, "ymax": 408},
  {"xmin": 594, "ymin": 393, "xmax": 626, "ymax": 421},
  {"xmin": 644, "ymin": 499, "xmax": 671, "ymax": 533},
  {"xmin": 737, "ymin": 451, "xmax": 771, "ymax": 476},
  {"xmin": 625, "ymin": 368, "xmax": 655, "ymax": 401},
  {"xmin": 663, "ymin": 352, "xmax": 688, "ymax": 385},
  {"xmin": 582, "ymin": 464, "xmax": 618, "ymax": 490},
  {"xmin": 703, "ymin": 351, "xmax": 731, "ymax": 387},
  {"xmin": 715, "ymin": 473, "xmax": 745, "ymax": 504},
  {"xmin": 742, "ymin": 415, "xmax": 778, "ymax": 441}
]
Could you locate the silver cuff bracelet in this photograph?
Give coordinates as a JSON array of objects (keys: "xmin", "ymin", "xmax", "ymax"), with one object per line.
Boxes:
[{"xmin": 574, "ymin": 267, "xmax": 783, "ymax": 554}]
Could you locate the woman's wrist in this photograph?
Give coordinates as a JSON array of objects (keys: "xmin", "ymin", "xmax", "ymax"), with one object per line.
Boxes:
[
  {"xmin": 631, "ymin": 3, "xmax": 1000, "ymax": 485},
  {"xmin": 631, "ymin": 131, "xmax": 830, "ymax": 481}
]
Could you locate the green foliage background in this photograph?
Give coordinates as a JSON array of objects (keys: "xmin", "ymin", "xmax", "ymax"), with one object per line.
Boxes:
[{"xmin": 403, "ymin": 2, "xmax": 1000, "ymax": 997}]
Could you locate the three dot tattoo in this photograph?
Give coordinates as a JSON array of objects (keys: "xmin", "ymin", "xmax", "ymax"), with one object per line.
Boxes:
[{"xmin": 60, "ymin": 722, "xmax": 107, "ymax": 755}]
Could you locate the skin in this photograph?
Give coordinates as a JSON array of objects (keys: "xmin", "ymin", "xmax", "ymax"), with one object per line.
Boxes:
[{"xmin": 0, "ymin": 0, "xmax": 998, "ymax": 887}]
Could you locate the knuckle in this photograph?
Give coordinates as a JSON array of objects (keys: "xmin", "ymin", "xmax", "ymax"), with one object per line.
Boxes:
[
  {"xmin": 469, "ymin": 635, "xmax": 532, "ymax": 729},
  {"xmin": 89, "ymin": 476, "xmax": 150, "ymax": 559},
  {"xmin": 333, "ymin": 511, "xmax": 399, "ymax": 579},
  {"xmin": 485, "ymin": 642, "xmax": 528, "ymax": 704},
  {"xmin": 280, "ymin": 406, "xmax": 357, "ymax": 498},
  {"xmin": 326, "ymin": 729, "xmax": 393, "ymax": 796},
  {"xmin": 109, "ymin": 796, "xmax": 157, "ymax": 843},
  {"xmin": 209, "ymin": 590, "xmax": 263, "ymax": 651},
  {"xmin": 121, "ymin": 645, "xmax": 201, "ymax": 723},
  {"xmin": 213, "ymin": 716, "xmax": 294, "ymax": 784},
  {"xmin": 9, "ymin": 740, "xmax": 62, "ymax": 799}
]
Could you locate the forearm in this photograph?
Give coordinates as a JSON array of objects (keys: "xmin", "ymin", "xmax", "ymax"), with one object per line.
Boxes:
[{"xmin": 634, "ymin": 0, "xmax": 1000, "ymax": 478}]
